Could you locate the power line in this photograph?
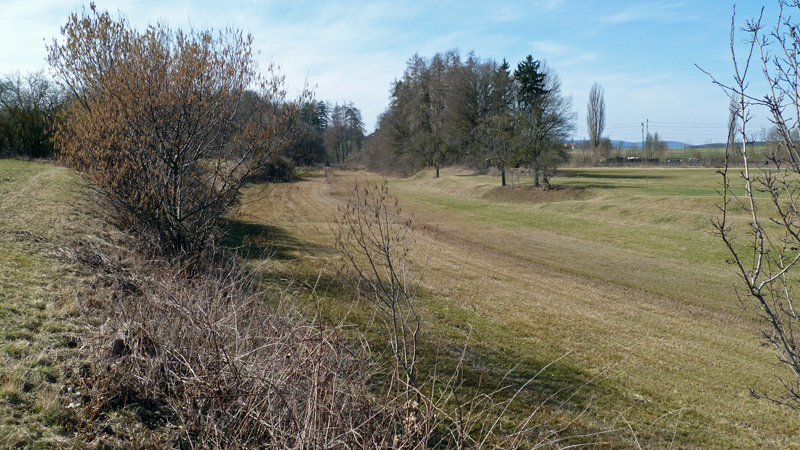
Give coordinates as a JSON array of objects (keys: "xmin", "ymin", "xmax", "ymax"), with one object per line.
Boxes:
[
  {"xmin": 589, "ymin": 121, "xmax": 776, "ymax": 143},
  {"xmin": 604, "ymin": 121, "xmax": 773, "ymax": 130}
]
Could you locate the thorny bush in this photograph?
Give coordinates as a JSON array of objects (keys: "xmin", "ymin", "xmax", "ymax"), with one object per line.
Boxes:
[{"xmin": 80, "ymin": 247, "xmax": 404, "ymax": 449}]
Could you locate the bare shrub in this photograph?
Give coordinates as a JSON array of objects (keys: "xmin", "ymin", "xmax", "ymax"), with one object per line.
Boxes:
[
  {"xmin": 332, "ymin": 181, "xmax": 598, "ymax": 448},
  {"xmin": 48, "ymin": 6, "xmax": 305, "ymax": 255},
  {"xmin": 79, "ymin": 247, "xmax": 595, "ymax": 448},
  {"xmin": 78, "ymin": 248, "xmax": 396, "ymax": 449},
  {"xmin": 701, "ymin": 2, "xmax": 800, "ymax": 408},
  {"xmin": 332, "ymin": 180, "xmax": 426, "ymax": 393}
]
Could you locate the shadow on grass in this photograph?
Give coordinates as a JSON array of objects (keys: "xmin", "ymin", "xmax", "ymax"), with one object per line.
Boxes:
[
  {"xmin": 562, "ymin": 183, "xmax": 631, "ymax": 191},
  {"xmin": 416, "ymin": 306, "xmax": 609, "ymax": 417},
  {"xmin": 222, "ymin": 219, "xmax": 332, "ymax": 261},
  {"xmin": 291, "ymin": 270, "xmax": 618, "ymax": 440},
  {"xmin": 410, "ymin": 323, "xmax": 640, "ymax": 446},
  {"xmin": 454, "ymin": 171, "xmax": 488, "ymax": 178},
  {"xmin": 262, "ymin": 248, "xmax": 613, "ymax": 422},
  {"xmin": 563, "ymin": 170, "xmax": 667, "ymax": 180},
  {"xmin": 418, "ymin": 341, "xmax": 596, "ymax": 405},
  {"xmin": 222, "ymin": 217, "xmax": 629, "ymax": 443}
]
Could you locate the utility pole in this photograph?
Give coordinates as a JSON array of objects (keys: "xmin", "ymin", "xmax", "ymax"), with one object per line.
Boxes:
[{"xmin": 641, "ymin": 122, "xmax": 645, "ymax": 160}]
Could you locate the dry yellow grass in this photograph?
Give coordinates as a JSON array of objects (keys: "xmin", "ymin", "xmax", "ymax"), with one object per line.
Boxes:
[
  {"xmin": 0, "ymin": 160, "xmax": 138, "ymax": 448},
  {"xmin": 236, "ymin": 167, "xmax": 800, "ymax": 448}
]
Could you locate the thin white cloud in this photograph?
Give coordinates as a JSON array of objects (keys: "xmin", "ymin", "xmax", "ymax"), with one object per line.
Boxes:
[
  {"xmin": 601, "ymin": 2, "xmax": 695, "ymax": 25},
  {"xmin": 559, "ymin": 53, "xmax": 601, "ymax": 68},
  {"xmin": 528, "ymin": 40, "xmax": 571, "ymax": 56},
  {"xmin": 536, "ymin": 0, "xmax": 567, "ymax": 13},
  {"xmin": 602, "ymin": 5, "xmax": 650, "ymax": 24},
  {"xmin": 488, "ymin": 0, "xmax": 563, "ymax": 21}
]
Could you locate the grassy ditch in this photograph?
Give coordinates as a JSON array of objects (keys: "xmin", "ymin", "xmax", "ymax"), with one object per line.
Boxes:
[
  {"xmin": 236, "ymin": 167, "xmax": 800, "ymax": 449},
  {"xmin": 3, "ymin": 159, "xmax": 573, "ymax": 448}
]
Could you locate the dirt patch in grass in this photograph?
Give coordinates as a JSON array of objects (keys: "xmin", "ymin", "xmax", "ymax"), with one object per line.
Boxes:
[{"xmin": 483, "ymin": 184, "xmax": 593, "ymax": 204}]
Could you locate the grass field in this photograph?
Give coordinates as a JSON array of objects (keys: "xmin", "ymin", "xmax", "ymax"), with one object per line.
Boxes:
[
  {"xmin": 568, "ymin": 145, "xmax": 736, "ymax": 164},
  {"xmin": 0, "ymin": 159, "xmax": 157, "ymax": 448},
  {"xmin": 4, "ymin": 159, "xmax": 798, "ymax": 447},
  {"xmin": 0, "ymin": 160, "xmax": 99, "ymax": 447},
  {"xmin": 236, "ymin": 166, "xmax": 800, "ymax": 449}
]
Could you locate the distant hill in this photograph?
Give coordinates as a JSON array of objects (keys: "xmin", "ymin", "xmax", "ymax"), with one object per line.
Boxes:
[
  {"xmin": 571, "ymin": 139, "xmax": 693, "ymax": 150},
  {"xmin": 615, "ymin": 140, "xmax": 690, "ymax": 150}
]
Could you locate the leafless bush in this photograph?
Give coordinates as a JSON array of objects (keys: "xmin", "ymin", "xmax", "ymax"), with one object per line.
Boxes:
[
  {"xmin": 700, "ymin": 1, "xmax": 800, "ymax": 408},
  {"xmin": 332, "ymin": 181, "xmax": 599, "ymax": 449},
  {"xmin": 333, "ymin": 180, "xmax": 425, "ymax": 394},
  {"xmin": 78, "ymin": 247, "xmax": 402, "ymax": 449},
  {"xmin": 48, "ymin": 6, "xmax": 305, "ymax": 255},
  {"xmin": 67, "ymin": 182, "xmax": 600, "ymax": 449}
]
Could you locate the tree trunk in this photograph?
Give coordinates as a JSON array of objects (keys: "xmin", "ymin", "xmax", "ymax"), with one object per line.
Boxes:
[{"xmin": 501, "ymin": 168, "xmax": 506, "ymax": 186}]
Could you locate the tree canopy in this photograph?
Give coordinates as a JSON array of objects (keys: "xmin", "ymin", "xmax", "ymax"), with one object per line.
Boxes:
[
  {"xmin": 0, "ymin": 71, "xmax": 63, "ymax": 158},
  {"xmin": 587, "ymin": 82, "xmax": 606, "ymax": 159},
  {"xmin": 368, "ymin": 50, "xmax": 575, "ymax": 186}
]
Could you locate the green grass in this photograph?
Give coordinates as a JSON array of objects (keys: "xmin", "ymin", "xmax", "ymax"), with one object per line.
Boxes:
[
  {"xmin": 569, "ymin": 145, "xmax": 733, "ymax": 162},
  {"xmin": 5, "ymin": 157, "xmax": 793, "ymax": 447},
  {"xmin": 238, "ymin": 166, "xmax": 800, "ymax": 449},
  {"xmin": 558, "ymin": 167, "xmax": 725, "ymax": 196},
  {"xmin": 384, "ymin": 170, "xmax": 735, "ymax": 316},
  {"xmin": 0, "ymin": 159, "xmax": 111, "ymax": 448},
  {"xmin": 18, "ymin": 157, "xmax": 789, "ymax": 447}
]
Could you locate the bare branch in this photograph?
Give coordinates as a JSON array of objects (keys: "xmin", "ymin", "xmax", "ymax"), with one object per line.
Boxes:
[{"xmin": 707, "ymin": 2, "xmax": 800, "ymax": 408}]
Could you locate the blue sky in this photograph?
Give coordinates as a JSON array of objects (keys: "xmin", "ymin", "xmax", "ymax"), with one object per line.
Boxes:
[{"xmin": 0, "ymin": 0, "xmax": 782, "ymax": 144}]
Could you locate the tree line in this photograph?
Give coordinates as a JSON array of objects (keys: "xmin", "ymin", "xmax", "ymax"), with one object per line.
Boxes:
[
  {"xmin": 289, "ymin": 100, "xmax": 365, "ymax": 166},
  {"xmin": 364, "ymin": 50, "xmax": 576, "ymax": 187},
  {"xmin": 0, "ymin": 75, "xmax": 364, "ymax": 170},
  {"xmin": 38, "ymin": 6, "xmax": 361, "ymax": 255},
  {"xmin": 0, "ymin": 4, "xmax": 368, "ymax": 256},
  {"xmin": 0, "ymin": 71, "xmax": 63, "ymax": 158}
]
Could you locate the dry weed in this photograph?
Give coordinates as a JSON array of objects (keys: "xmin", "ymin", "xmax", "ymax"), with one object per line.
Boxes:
[{"xmin": 77, "ymin": 247, "xmax": 408, "ymax": 449}]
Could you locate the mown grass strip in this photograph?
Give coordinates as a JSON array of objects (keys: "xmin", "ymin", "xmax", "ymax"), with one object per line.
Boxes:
[{"xmin": 238, "ymin": 167, "xmax": 800, "ymax": 449}]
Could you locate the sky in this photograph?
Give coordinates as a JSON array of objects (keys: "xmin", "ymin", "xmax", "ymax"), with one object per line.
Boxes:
[{"xmin": 0, "ymin": 0, "xmax": 785, "ymax": 145}]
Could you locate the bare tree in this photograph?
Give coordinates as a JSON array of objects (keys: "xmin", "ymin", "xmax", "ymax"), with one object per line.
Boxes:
[
  {"xmin": 515, "ymin": 59, "xmax": 576, "ymax": 189},
  {"xmin": 762, "ymin": 124, "xmax": 795, "ymax": 164},
  {"xmin": 700, "ymin": 2, "xmax": 800, "ymax": 408},
  {"xmin": 324, "ymin": 102, "xmax": 365, "ymax": 164},
  {"xmin": 644, "ymin": 131, "xmax": 667, "ymax": 159},
  {"xmin": 587, "ymin": 82, "xmax": 606, "ymax": 159},
  {"xmin": 0, "ymin": 71, "xmax": 63, "ymax": 158},
  {"xmin": 331, "ymin": 181, "xmax": 602, "ymax": 448},
  {"xmin": 421, "ymin": 52, "xmax": 456, "ymax": 178},
  {"xmin": 481, "ymin": 60, "xmax": 518, "ymax": 186},
  {"xmin": 482, "ymin": 114, "xmax": 517, "ymax": 186},
  {"xmin": 333, "ymin": 181, "xmax": 426, "ymax": 392}
]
